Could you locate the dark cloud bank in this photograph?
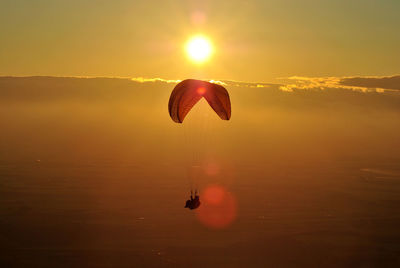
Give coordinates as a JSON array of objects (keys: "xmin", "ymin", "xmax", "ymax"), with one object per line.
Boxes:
[{"xmin": 341, "ymin": 75, "xmax": 400, "ymax": 90}]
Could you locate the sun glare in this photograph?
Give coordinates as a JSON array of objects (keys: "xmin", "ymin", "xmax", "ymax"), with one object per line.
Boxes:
[{"xmin": 186, "ymin": 35, "xmax": 213, "ymax": 63}]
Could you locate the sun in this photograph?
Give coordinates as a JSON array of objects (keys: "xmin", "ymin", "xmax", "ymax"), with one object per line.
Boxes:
[{"xmin": 186, "ymin": 35, "xmax": 213, "ymax": 63}]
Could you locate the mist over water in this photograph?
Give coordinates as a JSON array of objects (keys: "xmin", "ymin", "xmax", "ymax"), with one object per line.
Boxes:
[{"xmin": 1, "ymin": 77, "xmax": 400, "ymax": 267}]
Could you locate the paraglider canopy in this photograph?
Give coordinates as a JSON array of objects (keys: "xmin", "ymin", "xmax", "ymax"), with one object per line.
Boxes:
[{"xmin": 168, "ymin": 79, "xmax": 231, "ymax": 123}]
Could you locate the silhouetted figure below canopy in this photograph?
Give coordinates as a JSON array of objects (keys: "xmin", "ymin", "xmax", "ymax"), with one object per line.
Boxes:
[{"xmin": 185, "ymin": 190, "xmax": 201, "ymax": 210}]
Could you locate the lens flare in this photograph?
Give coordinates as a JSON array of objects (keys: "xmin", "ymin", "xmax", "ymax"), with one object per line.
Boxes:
[
  {"xmin": 190, "ymin": 11, "xmax": 206, "ymax": 25},
  {"xmin": 204, "ymin": 161, "xmax": 220, "ymax": 176},
  {"xmin": 197, "ymin": 87, "xmax": 206, "ymax": 95},
  {"xmin": 196, "ymin": 185, "xmax": 237, "ymax": 229}
]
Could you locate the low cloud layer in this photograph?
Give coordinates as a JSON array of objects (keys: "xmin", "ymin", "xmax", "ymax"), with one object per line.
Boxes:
[
  {"xmin": 130, "ymin": 77, "xmax": 277, "ymax": 89},
  {"xmin": 129, "ymin": 74, "xmax": 400, "ymax": 93},
  {"xmin": 279, "ymin": 75, "xmax": 400, "ymax": 92},
  {"xmin": 131, "ymin": 77, "xmax": 181, "ymax": 84},
  {"xmin": 340, "ymin": 76, "xmax": 400, "ymax": 90},
  {"xmin": 2, "ymin": 75, "xmax": 400, "ymax": 95}
]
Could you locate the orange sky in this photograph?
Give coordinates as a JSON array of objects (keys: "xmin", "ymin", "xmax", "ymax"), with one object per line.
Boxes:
[{"xmin": 1, "ymin": 0, "xmax": 399, "ymax": 81}]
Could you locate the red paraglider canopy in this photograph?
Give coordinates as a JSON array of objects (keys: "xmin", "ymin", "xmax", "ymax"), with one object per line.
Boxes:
[{"xmin": 168, "ymin": 79, "xmax": 231, "ymax": 123}]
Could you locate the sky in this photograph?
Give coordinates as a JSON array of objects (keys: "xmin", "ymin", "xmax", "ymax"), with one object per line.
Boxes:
[
  {"xmin": 1, "ymin": 0, "xmax": 399, "ymax": 81},
  {"xmin": 1, "ymin": 1, "xmax": 400, "ymax": 265}
]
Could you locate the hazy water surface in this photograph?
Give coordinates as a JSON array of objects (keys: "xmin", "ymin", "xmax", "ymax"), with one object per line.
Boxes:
[{"xmin": 1, "ymin": 77, "xmax": 400, "ymax": 267}]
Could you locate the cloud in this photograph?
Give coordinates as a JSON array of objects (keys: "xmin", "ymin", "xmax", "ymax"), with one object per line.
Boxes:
[
  {"xmin": 2, "ymin": 76, "xmax": 400, "ymax": 114},
  {"xmin": 279, "ymin": 75, "xmax": 400, "ymax": 92},
  {"xmin": 340, "ymin": 75, "xmax": 400, "ymax": 90},
  {"xmin": 3, "ymin": 75, "xmax": 400, "ymax": 94},
  {"xmin": 130, "ymin": 77, "xmax": 279, "ymax": 89},
  {"xmin": 130, "ymin": 75, "xmax": 400, "ymax": 93},
  {"xmin": 131, "ymin": 77, "xmax": 181, "ymax": 84},
  {"xmin": 219, "ymin": 80, "xmax": 278, "ymax": 88}
]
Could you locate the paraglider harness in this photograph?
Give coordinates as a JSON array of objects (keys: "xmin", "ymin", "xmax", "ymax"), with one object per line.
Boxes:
[{"xmin": 185, "ymin": 190, "xmax": 201, "ymax": 210}]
